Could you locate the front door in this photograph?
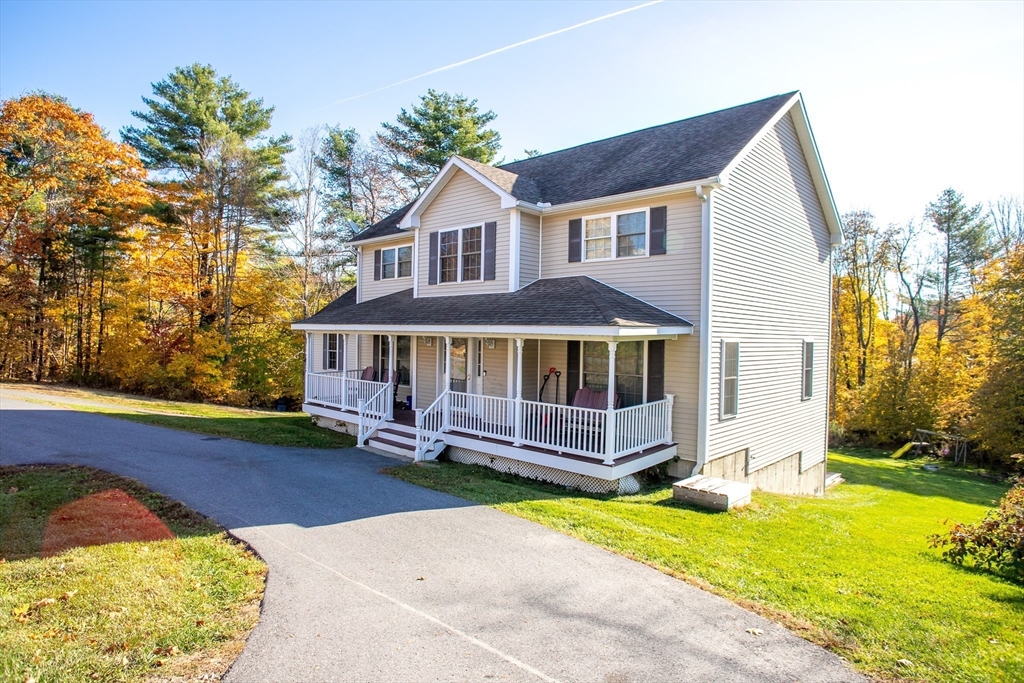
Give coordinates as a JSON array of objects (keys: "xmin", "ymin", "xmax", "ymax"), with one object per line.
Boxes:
[{"xmin": 444, "ymin": 338, "xmax": 483, "ymax": 394}]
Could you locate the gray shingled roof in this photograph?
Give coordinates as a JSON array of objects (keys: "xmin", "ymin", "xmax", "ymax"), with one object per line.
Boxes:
[
  {"xmin": 348, "ymin": 92, "xmax": 795, "ymax": 244},
  {"xmin": 296, "ymin": 276, "xmax": 692, "ymax": 330}
]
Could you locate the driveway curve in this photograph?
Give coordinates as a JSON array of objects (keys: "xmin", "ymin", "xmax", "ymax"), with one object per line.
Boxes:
[{"xmin": 0, "ymin": 392, "xmax": 862, "ymax": 682}]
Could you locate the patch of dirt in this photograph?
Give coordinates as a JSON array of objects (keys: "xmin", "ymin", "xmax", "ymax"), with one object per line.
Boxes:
[{"xmin": 42, "ymin": 488, "xmax": 175, "ymax": 556}]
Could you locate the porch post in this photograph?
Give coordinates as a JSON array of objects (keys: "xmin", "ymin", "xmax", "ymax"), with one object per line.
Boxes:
[
  {"xmin": 514, "ymin": 338, "xmax": 524, "ymax": 446},
  {"xmin": 388, "ymin": 334, "xmax": 396, "ymax": 420},
  {"xmin": 341, "ymin": 334, "xmax": 348, "ymax": 410},
  {"xmin": 604, "ymin": 341, "xmax": 618, "ymax": 465},
  {"xmin": 443, "ymin": 336, "xmax": 452, "ymax": 429},
  {"xmin": 304, "ymin": 333, "xmax": 312, "ymax": 403}
]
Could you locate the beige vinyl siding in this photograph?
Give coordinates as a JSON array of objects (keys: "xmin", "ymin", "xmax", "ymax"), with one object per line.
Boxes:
[
  {"xmin": 518, "ymin": 211, "xmax": 541, "ymax": 286},
  {"xmin": 417, "ymin": 169, "xmax": 510, "ymax": 297},
  {"xmin": 540, "ymin": 193, "xmax": 704, "ymax": 462},
  {"xmin": 415, "ymin": 336, "xmax": 438, "ymax": 409},
  {"xmin": 538, "ymin": 340, "xmax": 568, "ymax": 404},
  {"xmin": 518, "ymin": 339, "xmax": 540, "ymax": 401},
  {"xmin": 358, "ymin": 239, "xmax": 415, "ymax": 302},
  {"xmin": 707, "ymin": 111, "xmax": 832, "ymax": 474},
  {"xmin": 482, "ymin": 338, "xmax": 508, "ymax": 398}
]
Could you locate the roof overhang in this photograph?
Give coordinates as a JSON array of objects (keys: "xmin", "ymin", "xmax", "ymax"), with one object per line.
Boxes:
[
  {"xmin": 291, "ymin": 323, "xmax": 692, "ymax": 339},
  {"xmin": 399, "ymin": 157, "xmax": 519, "ymax": 229},
  {"xmin": 718, "ymin": 92, "xmax": 844, "ymax": 245}
]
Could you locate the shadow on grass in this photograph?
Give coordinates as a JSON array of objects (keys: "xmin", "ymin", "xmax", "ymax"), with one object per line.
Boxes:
[
  {"xmin": 98, "ymin": 411, "xmax": 357, "ymax": 449},
  {"xmin": 831, "ymin": 448, "xmax": 1008, "ymax": 507},
  {"xmin": 0, "ymin": 464, "xmax": 219, "ymax": 561}
]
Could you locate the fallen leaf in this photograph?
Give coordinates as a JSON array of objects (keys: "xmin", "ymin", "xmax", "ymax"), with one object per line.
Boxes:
[
  {"xmin": 8, "ymin": 486, "xmax": 18, "ymax": 494},
  {"xmin": 59, "ymin": 590, "xmax": 78, "ymax": 601},
  {"xmin": 416, "ymin": 576, "xmax": 425, "ymax": 581},
  {"xmin": 120, "ymin": 655, "xmax": 129, "ymax": 666},
  {"xmin": 896, "ymin": 659, "xmax": 913, "ymax": 668},
  {"xmin": 195, "ymin": 619, "xmax": 205, "ymax": 627},
  {"xmin": 33, "ymin": 598, "xmax": 56, "ymax": 609},
  {"xmin": 745, "ymin": 628, "xmax": 764, "ymax": 636},
  {"xmin": 988, "ymin": 638, "xmax": 998, "ymax": 644}
]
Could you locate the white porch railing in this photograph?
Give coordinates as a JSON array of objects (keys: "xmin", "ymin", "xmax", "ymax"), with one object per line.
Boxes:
[
  {"xmin": 415, "ymin": 390, "xmax": 449, "ymax": 461},
  {"xmin": 521, "ymin": 399, "xmax": 607, "ymax": 458},
  {"xmin": 305, "ymin": 372, "xmax": 390, "ymax": 414},
  {"xmin": 613, "ymin": 396, "xmax": 675, "ymax": 458},
  {"xmin": 357, "ymin": 381, "xmax": 393, "ymax": 446},
  {"xmin": 449, "ymin": 392, "xmax": 516, "ymax": 441}
]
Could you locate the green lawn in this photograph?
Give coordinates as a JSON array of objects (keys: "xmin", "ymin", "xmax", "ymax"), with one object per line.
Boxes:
[
  {"xmin": 387, "ymin": 449, "xmax": 1024, "ymax": 683},
  {"xmin": 0, "ymin": 465, "xmax": 267, "ymax": 682},
  {"xmin": 0, "ymin": 383, "xmax": 355, "ymax": 448}
]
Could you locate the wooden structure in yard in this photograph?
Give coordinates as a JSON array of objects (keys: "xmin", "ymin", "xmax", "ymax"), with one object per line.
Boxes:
[
  {"xmin": 912, "ymin": 429, "xmax": 969, "ymax": 465},
  {"xmin": 672, "ymin": 475, "xmax": 752, "ymax": 511}
]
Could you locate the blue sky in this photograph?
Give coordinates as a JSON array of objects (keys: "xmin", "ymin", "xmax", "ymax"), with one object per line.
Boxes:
[{"xmin": 2, "ymin": 1, "xmax": 1022, "ymax": 224}]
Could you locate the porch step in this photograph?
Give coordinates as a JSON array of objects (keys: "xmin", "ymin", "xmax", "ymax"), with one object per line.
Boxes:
[
  {"xmin": 825, "ymin": 471, "xmax": 845, "ymax": 489},
  {"xmin": 377, "ymin": 427, "xmax": 417, "ymax": 448},
  {"xmin": 367, "ymin": 436, "xmax": 416, "ymax": 459},
  {"xmin": 672, "ymin": 475, "xmax": 751, "ymax": 511}
]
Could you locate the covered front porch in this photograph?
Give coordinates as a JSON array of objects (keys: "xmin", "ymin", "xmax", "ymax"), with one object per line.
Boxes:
[{"xmin": 292, "ymin": 277, "xmax": 694, "ymax": 486}]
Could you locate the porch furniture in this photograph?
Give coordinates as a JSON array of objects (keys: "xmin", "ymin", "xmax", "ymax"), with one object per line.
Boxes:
[{"xmin": 360, "ymin": 366, "xmax": 376, "ymax": 381}]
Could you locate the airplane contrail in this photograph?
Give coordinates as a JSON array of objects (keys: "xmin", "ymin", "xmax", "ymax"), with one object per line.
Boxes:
[{"xmin": 318, "ymin": 1, "xmax": 664, "ymax": 109}]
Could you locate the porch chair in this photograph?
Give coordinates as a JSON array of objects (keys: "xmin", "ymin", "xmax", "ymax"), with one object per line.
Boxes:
[{"xmin": 360, "ymin": 366, "xmax": 376, "ymax": 381}]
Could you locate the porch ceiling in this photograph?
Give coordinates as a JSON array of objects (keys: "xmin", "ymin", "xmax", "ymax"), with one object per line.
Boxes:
[{"xmin": 292, "ymin": 276, "xmax": 694, "ymax": 338}]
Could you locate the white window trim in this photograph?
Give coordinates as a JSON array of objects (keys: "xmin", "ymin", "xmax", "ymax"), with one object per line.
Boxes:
[
  {"xmin": 801, "ymin": 338, "xmax": 814, "ymax": 401},
  {"xmin": 719, "ymin": 339, "xmax": 740, "ymax": 420},
  {"xmin": 581, "ymin": 207, "xmax": 651, "ymax": 263},
  {"xmin": 437, "ymin": 223, "xmax": 484, "ymax": 285},
  {"xmin": 379, "ymin": 244, "xmax": 413, "ymax": 280}
]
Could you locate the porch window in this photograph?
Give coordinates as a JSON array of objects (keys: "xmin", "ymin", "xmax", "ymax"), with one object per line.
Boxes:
[
  {"xmin": 438, "ymin": 226, "xmax": 483, "ymax": 283},
  {"xmin": 322, "ymin": 333, "xmax": 340, "ymax": 371},
  {"xmin": 721, "ymin": 340, "xmax": 739, "ymax": 418},
  {"xmin": 376, "ymin": 335, "xmax": 412, "ymax": 386},
  {"xmin": 583, "ymin": 209, "xmax": 648, "ymax": 261},
  {"xmin": 582, "ymin": 340, "xmax": 645, "ymax": 407}
]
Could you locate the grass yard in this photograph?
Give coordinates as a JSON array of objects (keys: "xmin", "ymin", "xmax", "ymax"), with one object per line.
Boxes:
[
  {"xmin": 0, "ymin": 382, "xmax": 355, "ymax": 449},
  {"xmin": 0, "ymin": 465, "xmax": 267, "ymax": 683},
  {"xmin": 388, "ymin": 449, "xmax": 1024, "ymax": 683}
]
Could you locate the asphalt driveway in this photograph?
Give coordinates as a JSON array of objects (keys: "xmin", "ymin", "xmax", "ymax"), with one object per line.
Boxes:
[{"xmin": 0, "ymin": 391, "xmax": 862, "ymax": 682}]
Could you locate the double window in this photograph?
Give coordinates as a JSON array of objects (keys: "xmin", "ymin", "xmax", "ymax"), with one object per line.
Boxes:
[
  {"xmin": 380, "ymin": 246, "xmax": 412, "ymax": 279},
  {"xmin": 720, "ymin": 340, "xmax": 739, "ymax": 419},
  {"xmin": 582, "ymin": 340, "xmax": 645, "ymax": 407},
  {"xmin": 584, "ymin": 209, "xmax": 648, "ymax": 261},
  {"xmin": 439, "ymin": 226, "xmax": 482, "ymax": 283}
]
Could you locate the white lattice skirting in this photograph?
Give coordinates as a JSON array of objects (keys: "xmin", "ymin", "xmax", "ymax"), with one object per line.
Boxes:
[{"xmin": 446, "ymin": 446, "xmax": 641, "ymax": 495}]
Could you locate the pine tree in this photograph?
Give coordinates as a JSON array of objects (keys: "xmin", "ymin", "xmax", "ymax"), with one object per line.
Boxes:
[{"xmin": 377, "ymin": 89, "xmax": 501, "ymax": 190}]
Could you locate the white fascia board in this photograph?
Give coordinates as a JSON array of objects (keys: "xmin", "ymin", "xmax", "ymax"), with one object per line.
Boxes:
[
  {"xmin": 291, "ymin": 322, "xmax": 691, "ymax": 338},
  {"xmin": 399, "ymin": 157, "xmax": 517, "ymax": 229},
  {"xmin": 538, "ymin": 178, "xmax": 723, "ymax": 216},
  {"xmin": 347, "ymin": 232, "xmax": 414, "ymax": 248}
]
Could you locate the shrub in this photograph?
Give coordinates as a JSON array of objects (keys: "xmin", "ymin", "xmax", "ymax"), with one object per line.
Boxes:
[{"xmin": 931, "ymin": 465, "xmax": 1024, "ymax": 581}]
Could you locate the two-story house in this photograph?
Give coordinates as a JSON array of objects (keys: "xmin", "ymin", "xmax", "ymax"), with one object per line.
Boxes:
[{"xmin": 292, "ymin": 92, "xmax": 842, "ymax": 496}]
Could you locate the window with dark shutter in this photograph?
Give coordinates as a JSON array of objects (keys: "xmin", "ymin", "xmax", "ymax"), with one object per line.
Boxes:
[
  {"xmin": 565, "ymin": 340, "xmax": 580, "ymax": 404},
  {"xmin": 568, "ymin": 219, "xmax": 582, "ymax": 263},
  {"xmin": 647, "ymin": 340, "xmax": 665, "ymax": 401},
  {"xmin": 373, "ymin": 249, "xmax": 382, "ymax": 280},
  {"xmin": 483, "ymin": 221, "xmax": 497, "ymax": 280},
  {"xmin": 650, "ymin": 206, "xmax": 667, "ymax": 255},
  {"xmin": 428, "ymin": 232, "xmax": 439, "ymax": 285}
]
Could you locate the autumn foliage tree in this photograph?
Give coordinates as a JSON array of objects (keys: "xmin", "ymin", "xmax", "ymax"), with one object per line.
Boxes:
[{"xmin": 0, "ymin": 94, "xmax": 149, "ymax": 381}]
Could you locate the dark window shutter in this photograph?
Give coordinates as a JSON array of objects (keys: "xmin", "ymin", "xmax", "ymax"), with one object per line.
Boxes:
[
  {"xmin": 372, "ymin": 335, "xmax": 381, "ymax": 380},
  {"xmin": 373, "ymin": 249, "xmax": 382, "ymax": 280},
  {"xmin": 565, "ymin": 340, "xmax": 581, "ymax": 405},
  {"xmin": 568, "ymin": 219, "xmax": 582, "ymax": 262},
  {"xmin": 428, "ymin": 232, "xmax": 439, "ymax": 285},
  {"xmin": 647, "ymin": 340, "xmax": 665, "ymax": 402},
  {"xmin": 322, "ymin": 334, "xmax": 328, "ymax": 371},
  {"xmin": 650, "ymin": 206, "xmax": 667, "ymax": 255},
  {"xmin": 483, "ymin": 221, "xmax": 497, "ymax": 281}
]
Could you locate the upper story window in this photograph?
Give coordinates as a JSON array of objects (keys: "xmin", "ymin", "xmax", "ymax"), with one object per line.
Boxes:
[
  {"xmin": 584, "ymin": 210, "xmax": 648, "ymax": 261},
  {"xmin": 377, "ymin": 245, "xmax": 412, "ymax": 280},
  {"xmin": 439, "ymin": 226, "xmax": 483, "ymax": 283}
]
